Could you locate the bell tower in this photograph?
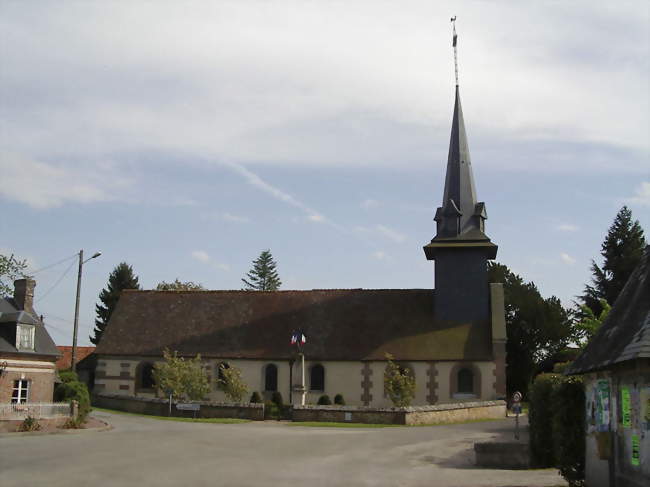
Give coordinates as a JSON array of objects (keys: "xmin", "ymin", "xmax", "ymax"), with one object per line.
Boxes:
[{"xmin": 423, "ymin": 19, "xmax": 498, "ymax": 325}]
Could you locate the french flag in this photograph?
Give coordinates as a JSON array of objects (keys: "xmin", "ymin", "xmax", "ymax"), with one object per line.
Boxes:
[{"xmin": 290, "ymin": 331, "xmax": 306, "ymax": 345}]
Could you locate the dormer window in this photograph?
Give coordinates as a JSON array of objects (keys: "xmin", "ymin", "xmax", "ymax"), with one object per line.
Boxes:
[{"xmin": 17, "ymin": 324, "xmax": 35, "ymax": 351}]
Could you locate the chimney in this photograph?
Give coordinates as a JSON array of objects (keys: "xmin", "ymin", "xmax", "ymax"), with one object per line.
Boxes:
[{"xmin": 14, "ymin": 279, "xmax": 36, "ymax": 313}]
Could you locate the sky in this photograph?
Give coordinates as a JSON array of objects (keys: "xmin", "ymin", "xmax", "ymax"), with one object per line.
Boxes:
[{"xmin": 1, "ymin": 1, "xmax": 648, "ymax": 346}]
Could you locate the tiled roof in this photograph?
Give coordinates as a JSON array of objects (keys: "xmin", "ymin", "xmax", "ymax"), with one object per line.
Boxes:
[
  {"xmin": 95, "ymin": 289, "xmax": 493, "ymax": 361},
  {"xmin": 56, "ymin": 346, "xmax": 96, "ymax": 370},
  {"xmin": 0, "ymin": 298, "xmax": 60, "ymax": 358},
  {"xmin": 567, "ymin": 246, "xmax": 650, "ymax": 375}
]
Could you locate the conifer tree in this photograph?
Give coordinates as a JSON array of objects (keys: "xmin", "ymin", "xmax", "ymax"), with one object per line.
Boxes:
[
  {"xmin": 580, "ymin": 206, "xmax": 646, "ymax": 315},
  {"xmin": 90, "ymin": 262, "xmax": 140, "ymax": 344},
  {"xmin": 241, "ymin": 250, "xmax": 281, "ymax": 291}
]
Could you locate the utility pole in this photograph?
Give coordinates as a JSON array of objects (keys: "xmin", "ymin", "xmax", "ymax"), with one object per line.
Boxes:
[
  {"xmin": 71, "ymin": 250, "xmax": 83, "ymax": 373},
  {"xmin": 71, "ymin": 249, "xmax": 101, "ymax": 372}
]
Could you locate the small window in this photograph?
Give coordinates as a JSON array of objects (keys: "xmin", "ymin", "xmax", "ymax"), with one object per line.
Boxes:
[
  {"xmin": 458, "ymin": 368, "xmax": 474, "ymax": 394},
  {"xmin": 310, "ymin": 364, "xmax": 325, "ymax": 392},
  {"xmin": 12, "ymin": 380, "xmax": 30, "ymax": 404},
  {"xmin": 264, "ymin": 364, "xmax": 278, "ymax": 392},
  {"xmin": 17, "ymin": 325, "xmax": 35, "ymax": 351},
  {"xmin": 140, "ymin": 363, "xmax": 155, "ymax": 389}
]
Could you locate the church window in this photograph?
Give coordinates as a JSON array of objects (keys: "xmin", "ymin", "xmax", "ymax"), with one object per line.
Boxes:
[
  {"xmin": 457, "ymin": 368, "xmax": 474, "ymax": 394},
  {"xmin": 264, "ymin": 364, "xmax": 278, "ymax": 392},
  {"xmin": 216, "ymin": 362, "xmax": 230, "ymax": 383},
  {"xmin": 139, "ymin": 362, "xmax": 155, "ymax": 389},
  {"xmin": 310, "ymin": 364, "xmax": 325, "ymax": 392}
]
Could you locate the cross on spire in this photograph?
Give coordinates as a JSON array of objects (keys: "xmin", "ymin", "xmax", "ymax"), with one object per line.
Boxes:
[{"xmin": 451, "ymin": 16, "xmax": 459, "ymax": 86}]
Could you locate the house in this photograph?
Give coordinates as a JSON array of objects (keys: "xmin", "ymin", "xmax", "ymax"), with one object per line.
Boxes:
[
  {"xmin": 0, "ymin": 279, "xmax": 60, "ymax": 405},
  {"xmin": 56, "ymin": 345, "xmax": 97, "ymax": 390},
  {"xmin": 94, "ymin": 83, "xmax": 507, "ymax": 408},
  {"xmin": 566, "ymin": 245, "xmax": 650, "ymax": 486}
]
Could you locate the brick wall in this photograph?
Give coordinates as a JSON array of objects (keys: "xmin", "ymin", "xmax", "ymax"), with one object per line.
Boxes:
[{"xmin": 0, "ymin": 359, "xmax": 56, "ymax": 403}]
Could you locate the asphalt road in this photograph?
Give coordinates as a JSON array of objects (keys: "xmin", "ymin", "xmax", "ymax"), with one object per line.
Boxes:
[{"xmin": 0, "ymin": 412, "xmax": 565, "ymax": 487}]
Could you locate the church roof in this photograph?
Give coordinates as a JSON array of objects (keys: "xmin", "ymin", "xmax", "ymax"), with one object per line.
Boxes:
[
  {"xmin": 567, "ymin": 246, "xmax": 650, "ymax": 375},
  {"xmin": 95, "ymin": 289, "xmax": 494, "ymax": 362}
]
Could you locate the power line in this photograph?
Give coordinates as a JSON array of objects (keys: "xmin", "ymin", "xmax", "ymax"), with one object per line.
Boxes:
[
  {"xmin": 35, "ymin": 259, "xmax": 77, "ymax": 303},
  {"xmin": 27, "ymin": 253, "xmax": 78, "ymax": 276}
]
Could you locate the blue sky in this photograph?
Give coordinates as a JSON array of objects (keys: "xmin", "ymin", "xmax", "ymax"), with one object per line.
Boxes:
[{"xmin": 1, "ymin": 1, "xmax": 648, "ymax": 346}]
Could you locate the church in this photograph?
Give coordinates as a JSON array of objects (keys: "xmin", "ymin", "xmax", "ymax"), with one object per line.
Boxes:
[{"xmin": 94, "ymin": 58, "xmax": 507, "ymax": 408}]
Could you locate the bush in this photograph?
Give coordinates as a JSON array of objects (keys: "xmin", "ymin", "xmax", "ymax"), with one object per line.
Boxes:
[
  {"xmin": 18, "ymin": 415, "xmax": 41, "ymax": 432},
  {"xmin": 271, "ymin": 391, "xmax": 283, "ymax": 406},
  {"xmin": 553, "ymin": 377, "xmax": 585, "ymax": 487},
  {"xmin": 58, "ymin": 369, "xmax": 79, "ymax": 384},
  {"xmin": 54, "ymin": 379, "xmax": 90, "ymax": 422},
  {"xmin": 383, "ymin": 353, "xmax": 416, "ymax": 407},
  {"xmin": 552, "ymin": 361, "xmax": 571, "ymax": 374},
  {"xmin": 529, "ymin": 373, "xmax": 561, "ymax": 467},
  {"xmin": 334, "ymin": 394, "xmax": 345, "ymax": 405},
  {"xmin": 249, "ymin": 391, "xmax": 262, "ymax": 403},
  {"xmin": 317, "ymin": 394, "xmax": 332, "ymax": 405}
]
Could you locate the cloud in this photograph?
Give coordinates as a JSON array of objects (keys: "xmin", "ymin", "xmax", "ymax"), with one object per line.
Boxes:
[
  {"xmin": 202, "ymin": 212, "xmax": 250, "ymax": 223},
  {"xmin": 308, "ymin": 214, "xmax": 324, "ymax": 222},
  {"xmin": 191, "ymin": 250, "xmax": 229, "ymax": 271},
  {"xmin": 375, "ymin": 225, "xmax": 407, "ymax": 243},
  {"xmin": 372, "ymin": 251, "xmax": 387, "ymax": 260},
  {"xmin": 0, "ymin": 154, "xmax": 132, "ymax": 209},
  {"xmin": 555, "ymin": 223, "xmax": 579, "ymax": 232},
  {"xmin": 560, "ymin": 253, "xmax": 576, "ymax": 265},
  {"xmin": 361, "ymin": 199, "xmax": 380, "ymax": 209},
  {"xmin": 624, "ymin": 181, "xmax": 650, "ymax": 207}
]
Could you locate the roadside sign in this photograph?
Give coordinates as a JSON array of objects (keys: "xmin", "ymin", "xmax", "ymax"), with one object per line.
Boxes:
[{"xmin": 176, "ymin": 403, "xmax": 200, "ymax": 411}]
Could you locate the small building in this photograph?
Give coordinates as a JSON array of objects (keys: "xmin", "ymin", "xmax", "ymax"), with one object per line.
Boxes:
[
  {"xmin": 94, "ymin": 81, "xmax": 507, "ymax": 408},
  {"xmin": 566, "ymin": 245, "xmax": 650, "ymax": 487},
  {"xmin": 0, "ymin": 279, "xmax": 60, "ymax": 404}
]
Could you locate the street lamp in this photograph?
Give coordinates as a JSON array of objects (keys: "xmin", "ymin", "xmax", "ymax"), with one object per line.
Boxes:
[{"xmin": 71, "ymin": 249, "xmax": 101, "ymax": 372}]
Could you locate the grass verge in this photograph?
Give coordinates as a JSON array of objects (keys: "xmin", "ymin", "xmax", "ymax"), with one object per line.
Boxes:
[
  {"xmin": 91, "ymin": 407, "xmax": 250, "ymax": 424},
  {"xmin": 289, "ymin": 417, "xmax": 502, "ymax": 428}
]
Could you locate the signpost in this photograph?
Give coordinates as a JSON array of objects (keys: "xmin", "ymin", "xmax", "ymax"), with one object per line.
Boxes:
[{"xmin": 512, "ymin": 391, "xmax": 522, "ymax": 440}]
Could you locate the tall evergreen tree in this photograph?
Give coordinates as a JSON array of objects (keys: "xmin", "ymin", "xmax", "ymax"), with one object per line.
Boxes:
[
  {"xmin": 242, "ymin": 250, "xmax": 281, "ymax": 291},
  {"xmin": 90, "ymin": 262, "xmax": 140, "ymax": 344},
  {"xmin": 580, "ymin": 206, "xmax": 646, "ymax": 316},
  {"xmin": 488, "ymin": 262, "xmax": 573, "ymax": 397}
]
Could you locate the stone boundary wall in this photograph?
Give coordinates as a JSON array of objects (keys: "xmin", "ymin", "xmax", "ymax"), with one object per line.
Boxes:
[
  {"xmin": 293, "ymin": 400, "xmax": 506, "ymax": 425},
  {"xmin": 92, "ymin": 393, "xmax": 265, "ymax": 421}
]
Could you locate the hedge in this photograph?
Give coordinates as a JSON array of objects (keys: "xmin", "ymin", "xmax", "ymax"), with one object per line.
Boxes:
[{"xmin": 529, "ymin": 372, "xmax": 585, "ymax": 487}]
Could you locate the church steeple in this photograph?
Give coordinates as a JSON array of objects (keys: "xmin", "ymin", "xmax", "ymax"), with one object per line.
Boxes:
[{"xmin": 424, "ymin": 19, "xmax": 497, "ymax": 260}]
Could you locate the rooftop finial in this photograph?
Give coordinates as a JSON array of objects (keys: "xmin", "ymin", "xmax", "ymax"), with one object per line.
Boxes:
[{"xmin": 451, "ymin": 16, "xmax": 459, "ymax": 86}]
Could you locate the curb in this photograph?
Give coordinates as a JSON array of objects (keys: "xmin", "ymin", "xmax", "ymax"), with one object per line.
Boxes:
[{"xmin": 0, "ymin": 418, "xmax": 113, "ymax": 438}]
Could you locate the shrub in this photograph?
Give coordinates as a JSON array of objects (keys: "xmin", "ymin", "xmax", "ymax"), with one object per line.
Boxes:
[
  {"xmin": 63, "ymin": 417, "xmax": 84, "ymax": 429},
  {"xmin": 18, "ymin": 415, "xmax": 41, "ymax": 432},
  {"xmin": 271, "ymin": 391, "xmax": 283, "ymax": 406},
  {"xmin": 216, "ymin": 362, "xmax": 248, "ymax": 402},
  {"xmin": 552, "ymin": 361, "xmax": 571, "ymax": 374},
  {"xmin": 553, "ymin": 376, "xmax": 585, "ymax": 487},
  {"xmin": 250, "ymin": 391, "xmax": 262, "ymax": 403},
  {"xmin": 334, "ymin": 394, "xmax": 345, "ymax": 405},
  {"xmin": 317, "ymin": 394, "xmax": 332, "ymax": 405},
  {"xmin": 383, "ymin": 353, "xmax": 416, "ymax": 407},
  {"xmin": 58, "ymin": 369, "xmax": 79, "ymax": 384},
  {"xmin": 529, "ymin": 373, "xmax": 561, "ymax": 467},
  {"xmin": 54, "ymin": 379, "xmax": 91, "ymax": 422}
]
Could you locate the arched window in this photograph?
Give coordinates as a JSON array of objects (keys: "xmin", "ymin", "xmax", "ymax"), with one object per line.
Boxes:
[
  {"xmin": 137, "ymin": 362, "xmax": 155, "ymax": 390},
  {"xmin": 264, "ymin": 364, "xmax": 278, "ymax": 392},
  {"xmin": 216, "ymin": 362, "xmax": 230, "ymax": 383},
  {"xmin": 457, "ymin": 368, "xmax": 474, "ymax": 394},
  {"xmin": 310, "ymin": 364, "xmax": 325, "ymax": 392}
]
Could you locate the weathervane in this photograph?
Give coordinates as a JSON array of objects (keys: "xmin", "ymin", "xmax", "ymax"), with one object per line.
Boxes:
[{"xmin": 451, "ymin": 16, "xmax": 459, "ymax": 86}]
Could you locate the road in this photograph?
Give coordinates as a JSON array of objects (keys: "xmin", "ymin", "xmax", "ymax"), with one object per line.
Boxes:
[{"xmin": 0, "ymin": 412, "xmax": 565, "ymax": 487}]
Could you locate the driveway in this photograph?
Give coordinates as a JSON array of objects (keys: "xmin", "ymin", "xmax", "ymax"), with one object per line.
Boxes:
[{"xmin": 0, "ymin": 412, "xmax": 565, "ymax": 487}]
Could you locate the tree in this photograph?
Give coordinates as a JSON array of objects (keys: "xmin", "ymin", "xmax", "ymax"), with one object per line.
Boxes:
[
  {"xmin": 383, "ymin": 353, "xmax": 416, "ymax": 407},
  {"xmin": 90, "ymin": 262, "xmax": 140, "ymax": 345},
  {"xmin": 216, "ymin": 363, "xmax": 248, "ymax": 402},
  {"xmin": 152, "ymin": 349, "xmax": 210, "ymax": 401},
  {"xmin": 575, "ymin": 299, "xmax": 611, "ymax": 347},
  {"xmin": 488, "ymin": 262, "xmax": 574, "ymax": 398},
  {"xmin": 0, "ymin": 253, "xmax": 28, "ymax": 297},
  {"xmin": 580, "ymin": 206, "xmax": 646, "ymax": 316},
  {"xmin": 156, "ymin": 279, "xmax": 205, "ymax": 291},
  {"xmin": 241, "ymin": 249, "xmax": 281, "ymax": 291}
]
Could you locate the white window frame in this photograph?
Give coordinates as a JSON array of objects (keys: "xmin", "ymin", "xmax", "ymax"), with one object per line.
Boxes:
[
  {"xmin": 16, "ymin": 324, "xmax": 35, "ymax": 351},
  {"xmin": 12, "ymin": 379, "xmax": 30, "ymax": 404}
]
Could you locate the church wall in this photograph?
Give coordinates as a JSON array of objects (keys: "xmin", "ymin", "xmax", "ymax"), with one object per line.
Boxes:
[{"xmin": 95, "ymin": 356, "xmax": 497, "ymax": 407}]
